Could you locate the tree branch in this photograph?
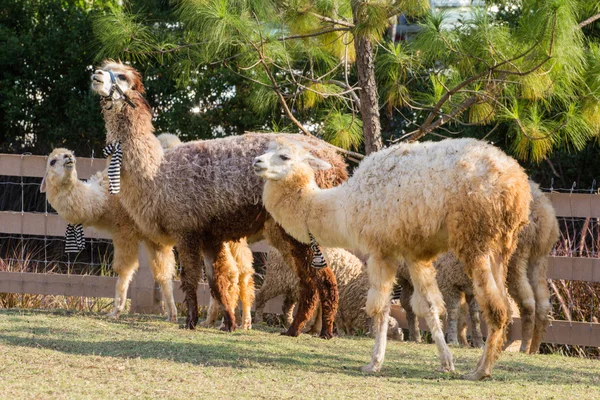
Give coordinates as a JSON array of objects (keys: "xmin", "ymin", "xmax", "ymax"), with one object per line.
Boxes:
[
  {"xmin": 309, "ymin": 12, "xmax": 354, "ymax": 28},
  {"xmin": 579, "ymin": 12, "xmax": 600, "ymax": 28}
]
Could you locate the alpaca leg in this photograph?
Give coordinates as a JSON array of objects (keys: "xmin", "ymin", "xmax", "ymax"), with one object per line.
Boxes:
[
  {"xmin": 238, "ymin": 271, "xmax": 255, "ymax": 330},
  {"xmin": 463, "ymin": 253, "xmax": 509, "ymax": 381},
  {"xmin": 200, "ymin": 296, "xmax": 219, "ymax": 327},
  {"xmin": 528, "ymin": 257, "xmax": 551, "ymax": 354},
  {"xmin": 457, "ymin": 293, "xmax": 470, "ymax": 347},
  {"xmin": 108, "ymin": 236, "xmax": 139, "ymax": 319},
  {"xmin": 361, "ymin": 255, "xmax": 398, "ymax": 373},
  {"xmin": 466, "ymin": 293, "xmax": 485, "ymax": 348},
  {"xmin": 265, "ymin": 221, "xmax": 327, "ymax": 337},
  {"xmin": 178, "ymin": 236, "xmax": 203, "ymax": 329},
  {"xmin": 407, "ymin": 260, "xmax": 454, "ymax": 373},
  {"xmin": 253, "ymin": 277, "xmax": 279, "ymax": 324},
  {"xmin": 399, "ymin": 280, "xmax": 421, "ymax": 342},
  {"xmin": 305, "ymin": 302, "xmax": 322, "ymax": 335},
  {"xmin": 444, "ymin": 288, "xmax": 463, "ymax": 347},
  {"xmin": 143, "ymin": 241, "xmax": 177, "ymax": 322},
  {"xmin": 281, "ymin": 293, "xmax": 296, "ymax": 328},
  {"xmin": 203, "ymin": 242, "xmax": 238, "ymax": 332},
  {"xmin": 507, "ymin": 256, "xmax": 536, "ymax": 353}
]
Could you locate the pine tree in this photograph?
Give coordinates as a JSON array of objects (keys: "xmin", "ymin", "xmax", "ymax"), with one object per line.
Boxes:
[{"xmin": 94, "ymin": 0, "xmax": 600, "ymax": 161}]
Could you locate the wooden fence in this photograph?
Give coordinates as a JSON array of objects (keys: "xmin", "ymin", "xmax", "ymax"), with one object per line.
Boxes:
[{"xmin": 1, "ymin": 153, "xmax": 599, "ymax": 347}]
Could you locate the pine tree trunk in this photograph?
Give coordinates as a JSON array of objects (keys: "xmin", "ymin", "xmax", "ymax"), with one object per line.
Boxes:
[{"xmin": 353, "ymin": 14, "xmax": 383, "ymax": 154}]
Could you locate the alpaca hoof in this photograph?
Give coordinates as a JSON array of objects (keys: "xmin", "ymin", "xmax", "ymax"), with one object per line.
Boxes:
[
  {"xmin": 199, "ymin": 320, "xmax": 215, "ymax": 328},
  {"xmin": 437, "ymin": 363, "xmax": 455, "ymax": 373},
  {"xmin": 319, "ymin": 331, "xmax": 333, "ymax": 340},
  {"xmin": 185, "ymin": 316, "xmax": 198, "ymax": 330},
  {"xmin": 106, "ymin": 312, "xmax": 119, "ymax": 319},
  {"xmin": 241, "ymin": 320, "xmax": 252, "ymax": 330},
  {"xmin": 473, "ymin": 340, "xmax": 485, "ymax": 349},
  {"xmin": 166, "ymin": 315, "xmax": 177, "ymax": 323},
  {"xmin": 461, "ymin": 369, "xmax": 490, "ymax": 381},
  {"xmin": 281, "ymin": 329, "xmax": 300, "ymax": 337},
  {"xmin": 220, "ymin": 323, "xmax": 237, "ymax": 332},
  {"xmin": 360, "ymin": 363, "xmax": 381, "ymax": 373}
]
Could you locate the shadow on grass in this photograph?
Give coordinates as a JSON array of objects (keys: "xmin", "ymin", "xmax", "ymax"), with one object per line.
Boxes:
[{"xmin": 0, "ymin": 309, "xmax": 599, "ymax": 386}]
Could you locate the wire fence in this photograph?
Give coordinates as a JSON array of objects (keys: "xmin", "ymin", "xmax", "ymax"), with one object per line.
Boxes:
[{"xmin": 1, "ymin": 152, "xmax": 600, "ymax": 353}]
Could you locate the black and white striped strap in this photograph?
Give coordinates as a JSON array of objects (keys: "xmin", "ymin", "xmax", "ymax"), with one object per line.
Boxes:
[
  {"xmin": 103, "ymin": 142, "xmax": 122, "ymax": 195},
  {"xmin": 309, "ymin": 232, "xmax": 327, "ymax": 269},
  {"xmin": 65, "ymin": 224, "xmax": 85, "ymax": 253}
]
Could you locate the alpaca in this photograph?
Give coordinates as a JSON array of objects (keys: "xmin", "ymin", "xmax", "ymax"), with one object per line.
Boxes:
[
  {"xmin": 253, "ymin": 137, "xmax": 531, "ymax": 380},
  {"xmin": 255, "ymin": 248, "xmax": 404, "ymax": 340},
  {"xmin": 41, "ymin": 148, "xmax": 177, "ymax": 321},
  {"xmin": 397, "ymin": 255, "xmax": 484, "ymax": 347},
  {"xmin": 91, "ymin": 61, "xmax": 348, "ymax": 337},
  {"xmin": 200, "ymin": 239, "xmax": 255, "ymax": 330},
  {"xmin": 155, "ymin": 132, "xmax": 257, "ymax": 330},
  {"xmin": 399, "ymin": 181, "xmax": 558, "ymax": 353}
]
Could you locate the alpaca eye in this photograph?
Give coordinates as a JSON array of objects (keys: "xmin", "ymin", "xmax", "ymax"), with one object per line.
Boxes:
[
  {"xmin": 50, "ymin": 160, "xmax": 57, "ymax": 166},
  {"xmin": 279, "ymin": 155, "xmax": 290, "ymax": 161},
  {"xmin": 118, "ymin": 74, "xmax": 127, "ymax": 80}
]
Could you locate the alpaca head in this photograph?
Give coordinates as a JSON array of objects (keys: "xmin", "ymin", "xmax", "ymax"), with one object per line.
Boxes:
[
  {"xmin": 91, "ymin": 60, "xmax": 145, "ymax": 102},
  {"xmin": 40, "ymin": 148, "xmax": 78, "ymax": 193},
  {"xmin": 253, "ymin": 138, "xmax": 332, "ymax": 181}
]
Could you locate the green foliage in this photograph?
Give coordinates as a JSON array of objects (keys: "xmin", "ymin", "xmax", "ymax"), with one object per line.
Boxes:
[
  {"xmin": 0, "ymin": 0, "xmax": 113, "ymax": 155},
  {"xmin": 322, "ymin": 110, "xmax": 363, "ymax": 150}
]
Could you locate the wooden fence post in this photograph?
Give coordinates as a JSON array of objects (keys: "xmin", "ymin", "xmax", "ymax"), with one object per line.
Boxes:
[{"xmin": 129, "ymin": 243, "xmax": 162, "ymax": 315}]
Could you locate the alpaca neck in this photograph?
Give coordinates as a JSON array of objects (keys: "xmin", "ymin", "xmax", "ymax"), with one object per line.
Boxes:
[
  {"xmin": 263, "ymin": 166, "xmax": 350, "ymax": 249},
  {"xmin": 102, "ymin": 94, "xmax": 163, "ymax": 183},
  {"xmin": 46, "ymin": 172, "xmax": 108, "ymax": 226}
]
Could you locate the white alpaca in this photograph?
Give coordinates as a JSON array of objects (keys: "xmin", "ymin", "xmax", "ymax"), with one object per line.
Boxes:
[
  {"xmin": 254, "ymin": 138, "xmax": 531, "ymax": 380},
  {"xmin": 42, "ymin": 149, "xmax": 177, "ymax": 321}
]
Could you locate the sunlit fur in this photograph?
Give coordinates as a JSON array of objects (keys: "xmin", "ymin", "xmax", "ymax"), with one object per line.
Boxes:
[
  {"xmin": 255, "ymin": 137, "xmax": 532, "ymax": 380},
  {"xmin": 255, "ymin": 248, "xmax": 403, "ymax": 340},
  {"xmin": 157, "ymin": 133, "xmax": 182, "ymax": 151},
  {"xmin": 200, "ymin": 239, "xmax": 255, "ymax": 330},
  {"xmin": 399, "ymin": 181, "xmax": 558, "ymax": 354},
  {"xmin": 42, "ymin": 148, "xmax": 177, "ymax": 321},
  {"xmin": 91, "ymin": 60, "xmax": 348, "ymax": 336}
]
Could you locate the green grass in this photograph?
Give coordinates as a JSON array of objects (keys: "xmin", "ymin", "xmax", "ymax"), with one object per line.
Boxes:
[{"xmin": 0, "ymin": 310, "xmax": 599, "ymax": 399}]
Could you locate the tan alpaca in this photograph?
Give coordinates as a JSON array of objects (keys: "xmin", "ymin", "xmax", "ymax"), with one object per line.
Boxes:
[
  {"xmin": 254, "ymin": 138, "xmax": 531, "ymax": 380},
  {"xmin": 399, "ymin": 181, "xmax": 558, "ymax": 353},
  {"xmin": 200, "ymin": 239, "xmax": 256, "ymax": 330},
  {"xmin": 91, "ymin": 61, "xmax": 347, "ymax": 338},
  {"xmin": 156, "ymin": 132, "xmax": 257, "ymax": 330},
  {"xmin": 41, "ymin": 149, "xmax": 177, "ymax": 321},
  {"xmin": 255, "ymin": 248, "xmax": 404, "ymax": 340}
]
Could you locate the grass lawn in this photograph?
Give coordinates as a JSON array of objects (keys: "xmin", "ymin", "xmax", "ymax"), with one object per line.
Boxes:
[{"xmin": 0, "ymin": 310, "xmax": 598, "ymax": 399}]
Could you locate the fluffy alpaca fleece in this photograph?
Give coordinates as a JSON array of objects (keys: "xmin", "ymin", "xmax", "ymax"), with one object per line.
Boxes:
[
  {"xmin": 200, "ymin": 239, "xmax": 256, "ymax": 329},
  {"xmin": 41, "ymin": 148, "xmax": 177, "ymax": 321},
  {"xmin": 91, "ymin": 61, "xmax": 348, "ymax": 337},
  {"xmin": 157, "ymin": 133, "xmax": 182, "ymax": 150},
  {"xmin": 398, "ymin": 181, "xmax": 558, "ymax": 354},
  {"xmin": 156, "ymin": 132, "xmax": 257, "ymax": 330},
  {"xmin": 254, "ymin": 137, "xmax": 531, "ymax": 380},
  {"xmin": 255, "ymin": 248, "xmax": 404, "ymax": 340}
]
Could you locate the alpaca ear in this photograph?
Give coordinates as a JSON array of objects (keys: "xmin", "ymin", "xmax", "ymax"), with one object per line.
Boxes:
[
  {"xmin": 307, "ymin": 155, "xmax": 332, "ymax": 171},
  {"xmin": 40, "ymin": 174, "xmax": 47, "ymax": 193}
]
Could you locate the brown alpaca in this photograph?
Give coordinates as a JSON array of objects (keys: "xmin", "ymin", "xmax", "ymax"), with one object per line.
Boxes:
[
  {"xmin": 156, "ymin": 133, "xmax": 257, "ymax": 330},
  {"xmin": 254, "ymin": 138, "xmax": 531, "ymax": 380},
  {"xmin": 255, "ymin": 248, "xmax": 404, "ymax": 340},
  {"xmin": 200, "ymin": 239, "xmax": 255, "ymax": 329},
  {"xmin": 90, "ymin": 61, "xmax": 347, "ymax": 337},
  {"xmin": 41, "ymin": 148, "xmax": 177, "ymax": 321},
  {"xmin": 399, "ymin": 181, "xmax": 558, "ymax": 353}
]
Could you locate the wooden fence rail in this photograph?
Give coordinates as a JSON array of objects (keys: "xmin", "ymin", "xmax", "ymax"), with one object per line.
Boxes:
[{"xmin": 1, "ymin": 153, "xmax": 599, "ymax": 347}]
